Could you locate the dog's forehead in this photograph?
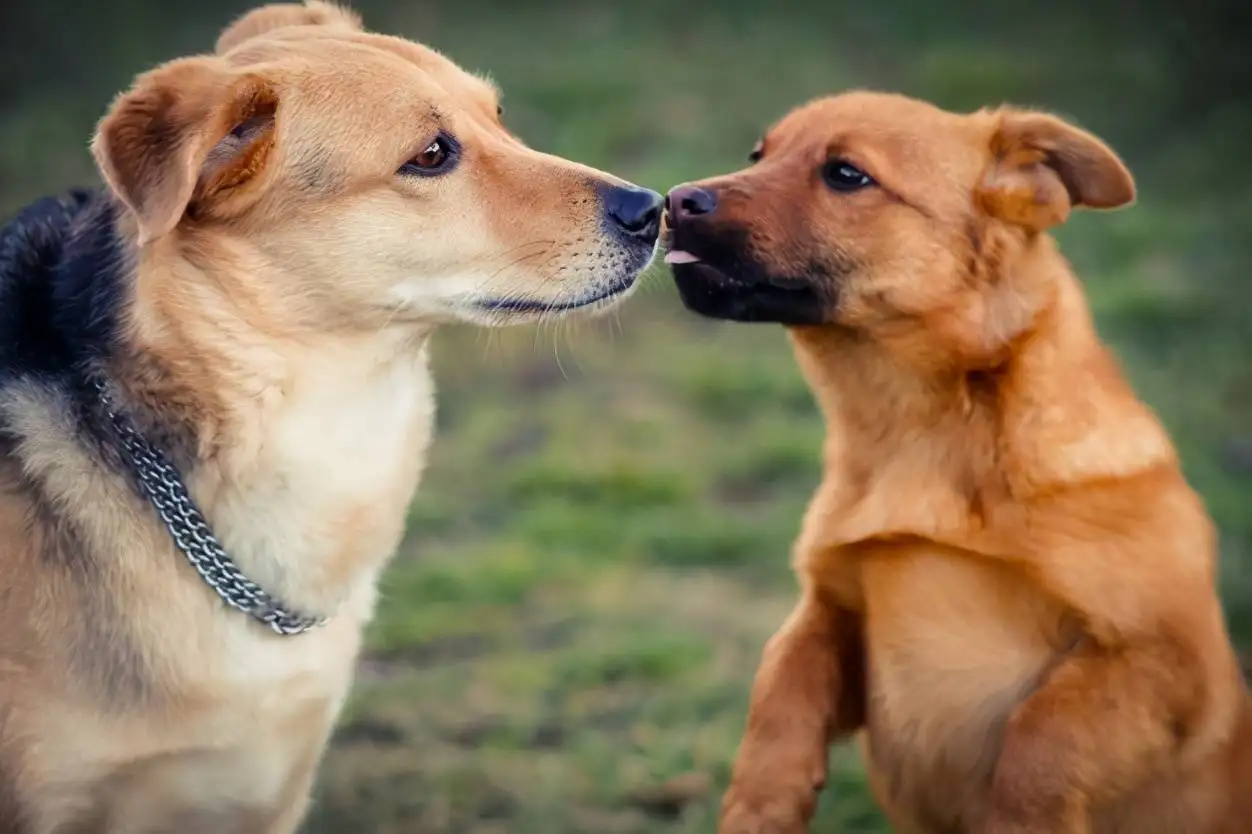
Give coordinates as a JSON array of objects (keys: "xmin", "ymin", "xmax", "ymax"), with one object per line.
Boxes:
[
  {"xmin": 768, "ymin": 93, "xmax": 977, "ymax": 159},
  {"xmin": 350, "ymin": 32, "xmax": 499, "ymax": 108},
  {"xmin": 760, "ymin": 93, "xmax": 998, "ymax": 195},
  {"xmin": 224, "ymin": 29, "xmax": 497, "ymax": 115},
  {"xmin": 217, "ymin": 30, "xmax": 510, "ymax": 184}
]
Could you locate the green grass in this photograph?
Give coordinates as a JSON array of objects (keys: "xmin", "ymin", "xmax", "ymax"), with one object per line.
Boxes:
[{"xmin": 6, "ymin": 1, "xmax": 1251, "ymax": 832}]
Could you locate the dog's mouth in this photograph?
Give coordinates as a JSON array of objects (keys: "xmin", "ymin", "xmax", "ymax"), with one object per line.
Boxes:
[
  {"xmin": 663, "ymin": 242, "xmax": 826, "ymax": 325},
  {"xmin": 475, "ymin": 270, "xmax": 639, "ymax": 316},
  {"xmin": 474, "ymin": 229, "xmax": 659, "ymax": 320},
  {"xmin": 663, "ymin": 248, "xmax": 702, "ymax": 267}
]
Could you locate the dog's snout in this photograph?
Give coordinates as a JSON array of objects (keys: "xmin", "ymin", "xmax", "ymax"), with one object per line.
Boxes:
[
  {"xmin": 665, "ymin": 185, "xmax": 718, "ymax": 224},
  {"xmin": 604, "ymin": 185, "xmax": 664, "ymax": 241}
]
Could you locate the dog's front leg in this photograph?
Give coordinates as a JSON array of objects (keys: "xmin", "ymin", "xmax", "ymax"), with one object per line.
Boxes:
[
  {"xmin": 265, "ymin": 795, "xmax": 312, "ymax": 834},
  {"xmin": 262, "ymin": 741, "xmax": 324, "ymax": 834},
  {"xmin": 719, "ymin": 588, "xmax": 865, "ymax": 834}
]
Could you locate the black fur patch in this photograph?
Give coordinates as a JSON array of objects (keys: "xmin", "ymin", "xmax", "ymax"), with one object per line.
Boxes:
[
  {"xmin": 0, "ymin": 192, "xmax": 162, "ymax": 707},
  {"xmin": 0, "ymin": 188, "xmax": 129, "ymax": 528},
  {"xmin": 0, "ymin": 187, "xmax": 124, "ymax": 484},
  {"xmin": 0, "ymin": 189, "xmax": 126, "ymax": 386}
]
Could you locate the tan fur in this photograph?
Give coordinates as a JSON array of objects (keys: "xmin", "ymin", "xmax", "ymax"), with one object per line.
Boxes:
[
  {"xmin": 667, "ymin": 91, "xmax": 1251, "ymax": 834},
  {"xmin": 0, "ymin": 4, "xmax": 657, "ymax": 832}
]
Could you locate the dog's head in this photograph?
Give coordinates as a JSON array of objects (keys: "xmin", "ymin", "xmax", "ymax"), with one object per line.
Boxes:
[
  {"xmin": 91, "ymin": 1, "xmax": 661, "ymax": 330},
  {"xmin": 664, "ymin": 90, "xmax": 1134, "ymax": 365}
]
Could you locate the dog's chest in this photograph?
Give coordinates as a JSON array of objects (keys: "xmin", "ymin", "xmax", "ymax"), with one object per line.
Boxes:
[
  {"xmin": 16, "ymin": 351, "xmax": 437, "ymax": 832},
  {"xmin": 28, "ymin": 613, "xmax": 362, "ymax": 834},
  {"xmin": 857, "ymin": 548, "xmax": 1076, "ymax": 830}
]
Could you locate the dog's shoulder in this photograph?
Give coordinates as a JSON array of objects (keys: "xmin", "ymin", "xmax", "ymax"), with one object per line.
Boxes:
[{"xmin": 0, "ymin": 189, "xmax": 125, "ymax": 389}]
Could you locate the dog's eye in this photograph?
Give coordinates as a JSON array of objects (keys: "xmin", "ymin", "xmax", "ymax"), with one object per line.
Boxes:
[
  {"xmin": 822, "ymin": 160, "xmax": 875, "ymax": 192},
  {"xmin": 748, "ymin": 143, "xmax": 763, "ymax": 164},
  {"xmin": 496, "ymin": 104, "xmax": 505, "ymax": 118},
  {"xmin": 398, "ymin": 134, "xmax": 460, "ymax": 177}
]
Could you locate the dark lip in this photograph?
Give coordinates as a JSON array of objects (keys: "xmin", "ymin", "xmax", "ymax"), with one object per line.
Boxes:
[
  {"xmin": 476, "ymin": 271, "xmax": 638, "ymax": 314},
  {"xmin": 670, "ymin": 261, "xmax": 825, "ymax": 325},
  {"xmin": 666, "ymin": 231, "xmax": 814, "ymax": 291},
  {"xmin": 664, "ymin": 230, "xmax": 738, "ymax": 277},
  {"xmin": 668, "ymin": 259, "xmax": 751, "ymax": 288},
  {"xmin": 664, "ymin": 237, "xmax": 758, "ymax": 288}
]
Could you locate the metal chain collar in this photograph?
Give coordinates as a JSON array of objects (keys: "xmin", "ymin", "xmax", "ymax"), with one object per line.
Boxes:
[{"xmin": 92, "ymin": 378, "xmax": 326, "ymax": 636}]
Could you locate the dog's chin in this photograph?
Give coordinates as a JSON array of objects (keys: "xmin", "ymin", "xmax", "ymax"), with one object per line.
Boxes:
[
  {"xmin": 670, "ymin": 262, "xmax": 826, "ymax": 325},
  {"xmin": 470, "ymin": 269, "xmax": 644, "ymax": 325}
]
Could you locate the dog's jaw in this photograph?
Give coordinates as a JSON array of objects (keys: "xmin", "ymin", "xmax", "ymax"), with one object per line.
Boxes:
[
  {"xmin": 669, "ymin": 260, "xmax": 827, "ymax": 325},
  {"xmin": 664, "ymin": 220, "xmax": 837, "ymax": 326}
]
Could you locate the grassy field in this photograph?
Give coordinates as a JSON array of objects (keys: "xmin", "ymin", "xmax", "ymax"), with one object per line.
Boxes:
[{"xmin": 4, "ymin": 1, "xmax": 1250, "ymax": 832}]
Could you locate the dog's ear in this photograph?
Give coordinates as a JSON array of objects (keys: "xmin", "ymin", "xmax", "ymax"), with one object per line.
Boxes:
[
  {"xmin": 216, "ymin": 1, "xmax": 363, "ymax": 54},
  {"xmin": 91, "ymin": 57, "xmax": 279, "ymax": 245},
  {"xmin": 977, "ymin": 109, "xmax": 1135, "ymax": 232}
]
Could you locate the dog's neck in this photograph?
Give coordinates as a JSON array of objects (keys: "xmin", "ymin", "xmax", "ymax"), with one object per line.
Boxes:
[
  {"xmin": 110, "ymin": 229, "xmax": 437, "ymax": 621},
  {"xmin": 788, "ymin": 244, "xmax": 1176, "ymax": 549}
]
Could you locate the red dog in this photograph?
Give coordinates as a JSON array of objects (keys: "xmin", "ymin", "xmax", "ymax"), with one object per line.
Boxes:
[{"xmin": 664, "ymin": 90, "xmax": 1252, "ymax": 834}]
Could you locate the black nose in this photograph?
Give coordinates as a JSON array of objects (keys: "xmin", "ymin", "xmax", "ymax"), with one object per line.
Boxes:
[
  {"xmin": 665, "ymin": 185, "xmax": 718, "ymax": 223},
  {"xmin": 604, "ymin": 185, "xmax": 664, "ymax": 240}
]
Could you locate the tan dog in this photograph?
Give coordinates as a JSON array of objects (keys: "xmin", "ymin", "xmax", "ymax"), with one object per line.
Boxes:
[
  {"xmin": 0, "ymin": 3, "xmax": 661, "ymax": 832},
  {"xmin": 664, "ymin": 91, "xmax": 1252, "ymax": 834}
]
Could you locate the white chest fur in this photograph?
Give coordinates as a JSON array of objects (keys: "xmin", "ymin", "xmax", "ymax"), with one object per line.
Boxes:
[{"xmin": 200, "ymin": 338, "xmax": 437, "ymax": 620}]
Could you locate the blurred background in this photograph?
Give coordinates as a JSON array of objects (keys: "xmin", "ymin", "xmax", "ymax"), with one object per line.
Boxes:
[{"xmin": 3, "ymin": 1, "xmax": 1249, "ymax": 831}]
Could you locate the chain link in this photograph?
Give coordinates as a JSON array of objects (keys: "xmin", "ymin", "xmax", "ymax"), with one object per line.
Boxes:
[{"xmin": 92, "ymin": 378, "xmax": 326, "ymax": 636}]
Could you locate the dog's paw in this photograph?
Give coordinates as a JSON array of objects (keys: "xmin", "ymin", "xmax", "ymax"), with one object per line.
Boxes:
[
  {"xmin": 718, "ymin": 787, "xmax": 815, "ymax": 834},
  {"xmin": 979, "ymin": 805, "xmax": 1089, "ymax": 834}
]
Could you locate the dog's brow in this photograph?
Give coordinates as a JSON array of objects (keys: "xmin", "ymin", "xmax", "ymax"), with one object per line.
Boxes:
[
  {"xmin": 474, "ymin": 73, "xmax": 501, "ymax": 99},
  {"xmin": 823, "ymin": 138, "xmax": 853, "ymax": 160}
]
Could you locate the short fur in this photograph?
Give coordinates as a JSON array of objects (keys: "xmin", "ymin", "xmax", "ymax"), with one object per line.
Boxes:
[
  {"xmin": 0, "ymin": 3, "xmax": 660, "ymax": 832},
  {"xmin": 664, "ymin": 90, "xmax": 1252, "ymax": 834}
]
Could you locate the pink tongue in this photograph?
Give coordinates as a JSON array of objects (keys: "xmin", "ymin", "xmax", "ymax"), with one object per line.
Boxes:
[{"xmin": 664, "ymin": 250, "xmax": 701, "ymax": 265}]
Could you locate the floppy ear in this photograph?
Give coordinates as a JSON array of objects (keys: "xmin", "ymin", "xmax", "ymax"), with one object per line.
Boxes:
[
  {"xmin": 977, "ymin": 109, "xmax": 1136, "ymax": 232},
  {"xmin": 91, "ymin": 57, "xmax": 279, "ymax": 245},
  {"xmin": 216, "ymin": 1, "xmax": 363, "ymax": 54}
]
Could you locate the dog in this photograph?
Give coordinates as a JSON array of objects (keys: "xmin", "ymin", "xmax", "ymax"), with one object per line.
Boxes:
[
  {"xmin": 664, "ymin": 90, "xmax": 1252, "ymax": 833},
  {"xmin": 0, "ymin": 3, "xmax": 661, "ymax": 831}
]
